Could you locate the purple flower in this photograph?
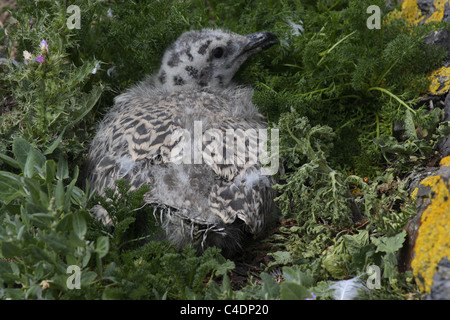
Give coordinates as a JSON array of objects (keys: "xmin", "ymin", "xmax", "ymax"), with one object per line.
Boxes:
[
  {"xmin": 29, "ymin": 20, "xmax": 34, "ymax": 25},
  {"xmin": 305, "ymin": 292, "xmax": 316, "ymax": 300},
  {"xmin": 40, "ymin": 40, "xmax": 48, "ymax": 54},
  {"xmin": 36, "ymin": 56, "xmax": 45, "ymax": 64}
]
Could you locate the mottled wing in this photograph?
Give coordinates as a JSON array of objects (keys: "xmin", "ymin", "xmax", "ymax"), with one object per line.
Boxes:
[
  {"xmin": 200, "ymin": 107, "xmax": 274, "ymax": 235},
  {"xmin": 87, "ymin": 95, "xmax": 183, "ymax": 195}
]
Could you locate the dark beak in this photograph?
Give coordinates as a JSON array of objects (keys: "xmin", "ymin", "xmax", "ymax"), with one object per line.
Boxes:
[{"xmin": 244, "ymin": 32, "xmax": 278, "ymax": 53}]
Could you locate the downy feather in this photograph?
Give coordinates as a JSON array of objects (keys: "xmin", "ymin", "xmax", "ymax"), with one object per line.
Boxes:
[{"xmin": 330, "ymin": 276, "xmax": 367, "ymax": 300}]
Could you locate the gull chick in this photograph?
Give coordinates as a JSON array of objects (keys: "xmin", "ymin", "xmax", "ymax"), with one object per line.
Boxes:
[{"xmin": 87, "ymin": 29, "xmax": 278, "ymax": 255}]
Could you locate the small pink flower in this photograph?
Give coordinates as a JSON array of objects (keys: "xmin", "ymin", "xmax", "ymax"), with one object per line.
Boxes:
[{"xmin": 36, "ymin": 56, "xmax": 45, "ymax": 64}]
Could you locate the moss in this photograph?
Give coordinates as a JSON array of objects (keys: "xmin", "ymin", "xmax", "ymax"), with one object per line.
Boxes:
[{"xmin": 411, "ymin": 159, "xmax": 450, "ymax": 292}]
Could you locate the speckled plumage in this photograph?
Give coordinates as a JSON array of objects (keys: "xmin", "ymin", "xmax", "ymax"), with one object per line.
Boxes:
[{"xmin": 87, "ymin": 29, "xmax": 277, "ymax": 255}]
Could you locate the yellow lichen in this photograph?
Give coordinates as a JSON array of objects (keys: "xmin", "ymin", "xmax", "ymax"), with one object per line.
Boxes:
[
  {"xmin": 411, "ymin": 187, "xmax": 419, "ymax": 201},
  {"xmin": 411, "ymin": 174, "xmax": 450, "ymax": 292},
  {"xmin": 401, "ymin": 0, "xmax": 447, "ymax": 24},
  {"xmin": 428, "ymin": 0, "xmax": 446, "ymax": 22},
  {"xmin": 439, "ymin": 155, "xmax": 450, "ymax": 167},
  {"xmin": 401, "ymin": 0, "xmax": 425, "ymax": 24},
  {"xmin": 428, "ymin": 66, "xmax": 450, "ymax": 95},
  {"xmin": 420, "ymin": 174, "xmax": 442, "ymax": 188}
]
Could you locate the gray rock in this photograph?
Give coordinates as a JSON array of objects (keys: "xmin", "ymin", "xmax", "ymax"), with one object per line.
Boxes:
[
  {"xmin": 424, "ymin": 29, "xmax": 450, "ymax": 54},
  {"xmin": 438, "ymin": 134, "xmax": 450, "ymax": 157},
  {"xmin": 438, "ymin": 93, "xmax": 450, "ymax": 156},
  {"xmin": 417, "ymin": 0, "xmax": 436, "ymax": 16},
  {"xmin": 443, "ymin": 92, "xmax": 450, "ymax": 121},
  {"xmin": 444, "ymin": 1, "xmax": 450, "ymax": 23},
  {"xmin": 427, "ymin": 258, "xmax": 450, "ymax": 300}
]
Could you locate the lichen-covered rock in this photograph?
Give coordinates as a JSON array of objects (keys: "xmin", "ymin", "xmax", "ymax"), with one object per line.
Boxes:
[
  {"xmin": 428, "ymin": 66, "xmax": 450, "ymax": 96},
  {"xmin": 392, "ymin": 0, "xmax": 450, "ymax": 299},
  {"xmin": 408, "ymin": 156, "xmax": 450, "ymax": 296},
  {"xmin": 401, "ymin": 0, "xmax": 450, "ymax": 24}
]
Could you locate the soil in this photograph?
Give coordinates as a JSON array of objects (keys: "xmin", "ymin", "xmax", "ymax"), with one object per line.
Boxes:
[{"xmin": 226, "ymin": 218, "xmax": 296, "ymax": 290}]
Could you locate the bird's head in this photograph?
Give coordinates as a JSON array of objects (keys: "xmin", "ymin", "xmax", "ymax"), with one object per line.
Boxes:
[{"xmin": 157, "ymin": 29, "xmax": 277, "ymax": 91}]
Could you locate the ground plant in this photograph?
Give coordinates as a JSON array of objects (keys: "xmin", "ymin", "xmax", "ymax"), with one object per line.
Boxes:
[{"xmin": 0, "ymin": 0, "xmax": 448, "ymax": 300}]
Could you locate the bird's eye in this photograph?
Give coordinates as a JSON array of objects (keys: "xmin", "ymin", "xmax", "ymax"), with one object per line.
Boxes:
[{"xmin": 212, "ymin": 47, "xmax": 224, "ymax": 58}]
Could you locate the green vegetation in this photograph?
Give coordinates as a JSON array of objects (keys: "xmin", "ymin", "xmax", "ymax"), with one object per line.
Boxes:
[{"xmin": 1, "ymin": 0, "xmax": 449, "ymax": 299}]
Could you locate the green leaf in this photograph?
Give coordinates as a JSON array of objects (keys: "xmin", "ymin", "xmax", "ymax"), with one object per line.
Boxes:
[
  {"xmin": 43, "ymin": 235, "xmax": 70, "ymax": 253},
  {"xmin": 64, "ymin": 167, "xmax": 79, "ymax": 211},
  {"xmin": 69, "ymin": 230, "xmax": 87, "ymax": 247},
  {"xmin": 12, "ymin": 138, "xmax": 32, "ymax": 169},
  {"xmin": 0, "ymin": 171, "xmax": 25, "ymax": 204},
  {"xmin": 436, "ymin": 121, "xmax": 450, "ymax": 138},
  {"xmin": 29, "ymin": 246, "xmax": 53, "ymax": 263},
  {"xmin": 25, "ymin": 284, "xmax": 40, "ymax": 299},
  {"xmin": 24, "ymin": 148, "xmax": 45, "ymax": 178},
  {"xmin": 1, "ymin": 242, "xmax": 22, "ymax": 259},
  {"xmin": 70, "ymin": 186, "xmax": 87, "ymax": 207},
  {"xmin": 0, "ymin": 152, "xmax": 20, "ymax": 169},
  {"xmin": 54, "ymin": 179, "xmax": 65, "ymax": 210},
  {"xmin": 43, "ymin": 127, "xmax": 66, "ymax": 155},
  {"xmin": 95, "ymin": 236, "xmax": 109, "ymax": 259},
  {"xmin": 322, "ymin": 253, "xmax": 351, "ymax": 280},
  {"xmin": 0, "ymin": 259, "xmax": 13, "ymax": 274},
  {"xmin": 81, "ymin": 248, "xmax": 92, "ymax": 268},
  {"xmin": 56, "ymin": 213, "xmax": 73, "ymax": 232},
  {"xmin": 373, "ymin": 136, "xmax": 408, "ymax": 154},
  {"xmin": 69, "ymin": 85, "xmax": 103, "ymax": 127},
  {"xmin": 56, "ymin": 154, "xmax": 69, "ymax": 180},
  {"xmin": 23, "ymin": 177, "xmax": 42, "ymax": 205},
  {"xmin": 282, "ymin": 265, "xmax": 315, "ymax": 287},
  {"xmin": 260, "ymin": 272, "xmax": 280, "ymax": 299},
  {"xmin": 215, "ymin": 260, "xmax": 235, "ymax": 277},
  {"xmin": 81, "ymin": 271, "xmax": 98, "ymax": 287},
  {"xmin": 211, "ymin": 274, "xmax": 234, "ymax": 299},
  {"xmin": 404, "ymin": 109, "xmax": 417, "ymax": 140},
  {"xmin": 267, "ymin": 251, "xmax": 292, "ymax": 269},
  {"xmin": 280, "ymin": 282, "xmax": 312, "ymax": 300},
  {"xmin": 30, "ymin": 213, "xmax": 54, "ymax": 229},
  {"xmin": 342, "ymin": 230, "xmax": 370, "ymax": 256},
  {"xmin": 102, "ymin": 287, "xmax": 122, "ymax": 300},
  {"xmin": 372, "ymin": 230, "xmax": 407, "ymax": 253},
  {"xmin": 72, "ymin": 213, "xmax": 87, "ymax": 239},
  {"xmin": 44, "ymin": 160, "xmax": 56, "ymax": 184}
]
